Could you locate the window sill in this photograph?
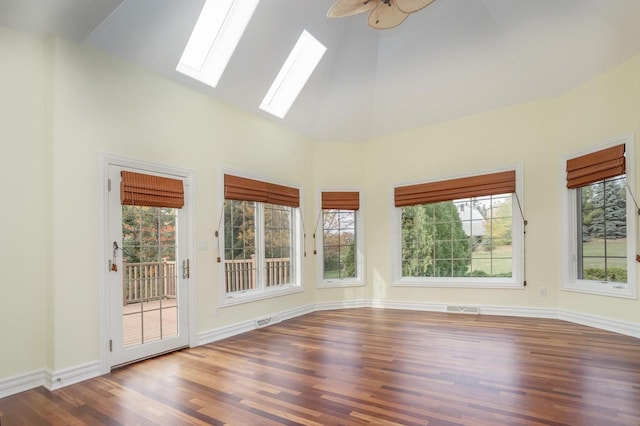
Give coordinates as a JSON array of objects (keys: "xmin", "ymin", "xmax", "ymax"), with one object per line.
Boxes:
[
  {"xmin": 563, "ymin": 280, "xmax": 636, "ymax": 299},
  {"xmin": 392, "ymin": 277, "xmax": 523, "ymax": 289},
  {"xmin": 318, "ymin": 279, "xmax": 366, "ymax": 289},
  {"xmin": 221, "ymin": 284, "xmax": 303, "ymax": 307}
]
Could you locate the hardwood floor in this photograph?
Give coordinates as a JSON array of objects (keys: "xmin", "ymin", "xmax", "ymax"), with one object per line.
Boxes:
[{"xmin": 1, "ymin": 308, "xmax": 639, "ymax": 425}]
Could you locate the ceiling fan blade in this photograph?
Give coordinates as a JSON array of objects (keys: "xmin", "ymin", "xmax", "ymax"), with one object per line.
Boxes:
[
  {"xmin": 394, "ymin": 0, "xmax": 436, "ymax": 14},
  {"xmin": 367, "ymin": 2, "xmax": 408, "ymax": 29},
  {"xmin": 328, "ymin": 0, "xmax": 377, "ymax": 18}
]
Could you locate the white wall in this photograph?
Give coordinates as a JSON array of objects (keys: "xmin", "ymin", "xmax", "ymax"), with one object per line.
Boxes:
[{"xmin": 0, "ymin": 24, "xmax": 639, "ymax": 385}]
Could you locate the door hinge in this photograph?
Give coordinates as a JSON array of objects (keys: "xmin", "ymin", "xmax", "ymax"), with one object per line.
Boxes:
[
  {"xmin": 182, "ymin": 259, "xmax": 190, "ymax": 279},
  {"xmin": 109, "ymin": 339, "xmax": 113, "ymax": 352},
  {"xmin": 108, "ymin": 178, "xmax": 111, "ymax": 192}
]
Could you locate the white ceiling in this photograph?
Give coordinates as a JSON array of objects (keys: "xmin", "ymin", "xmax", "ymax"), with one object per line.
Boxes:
[{"xmin": 2, "ymin": 0, "xmax": 640, "ymax": 142}]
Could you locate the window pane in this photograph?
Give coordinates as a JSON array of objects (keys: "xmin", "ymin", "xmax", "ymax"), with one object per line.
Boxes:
[
  {"xmin": 323, "ymin": 209, "xmax": 357, "ymax": 279},
  {"xmin": 434, "ymin": 240, "xmax": 452, "ymax": 259},
  {"xmin": 224, "ymin": 200, "xmax": 257, "ymax": 292},
  {"xmin": 435, "ymin": 260, "xmax": 452, "ymax": 277},
  {"xmin": 470, "ymin": 259, "xmax": 491, "ymax": 277},
  {"xmin": 265, "ymin": 204, "xmax": 293, "ymax": 286},
  {"xmin": 400, "ymin": 193, "xmax": 513, "ymax": 279},
  {"xmin": 577, "ymin": 176, "xmax": 627, "ymax": 283}
]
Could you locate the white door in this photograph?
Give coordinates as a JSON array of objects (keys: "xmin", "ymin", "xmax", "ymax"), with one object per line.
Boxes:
[{"xmin": 107, "ymin": 165, "xmax": 190, "ymax": 367}]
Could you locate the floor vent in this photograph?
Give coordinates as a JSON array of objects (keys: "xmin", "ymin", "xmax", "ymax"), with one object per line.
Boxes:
[
  {"xmin": 446, "ymin": 305, "xmax": 479, "ymax": 315},
  {"xmin": 256, "ymin": 315, "xmax": 281, "ymax": 329}
]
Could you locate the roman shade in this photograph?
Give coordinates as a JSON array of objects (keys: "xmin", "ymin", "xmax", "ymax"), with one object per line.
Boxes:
[
  {"xmin": 322, "ymin": 191, "xmax": 360, "ymax": 210},
  {"xmin": 566, "ymin": 144, "xmax": 625, "ymax": 189},
  {"xmin": 394, "ymin": 170, "xmax": 516, "ymax": 207},
  {"xmin": 224, "ymin": 174, "xmax": 299, "ymax": 208},
  {"xmin": 120, "ymin": 171, "xmax": 184, "ymax": 208}
]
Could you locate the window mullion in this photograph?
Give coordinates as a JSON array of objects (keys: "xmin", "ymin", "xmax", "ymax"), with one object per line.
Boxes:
[{"xmin": 255, "ymin": 203, "xmax": 265, "ymax": 290}]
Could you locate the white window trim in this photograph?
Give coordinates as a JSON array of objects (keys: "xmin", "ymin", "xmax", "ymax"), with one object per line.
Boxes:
[
  {"xmin": 317, "ymin": 190, "xmax": 366, "ymax": 288},
  {"xmin": 391, "ymin": 165, "xmax": 525, "ymax": 289},
  {"xmin": 218, "ymin": 168, "xmax": 304, "ymax": 307},
  {"xmin": 562, "ymin": 133, "xmax": 637, "ymax": 299}
]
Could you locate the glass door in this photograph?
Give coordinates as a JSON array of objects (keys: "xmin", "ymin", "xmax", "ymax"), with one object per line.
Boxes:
[{"xmin": 108, "ymin": 166, "xmax": 189, "ymax": 367}]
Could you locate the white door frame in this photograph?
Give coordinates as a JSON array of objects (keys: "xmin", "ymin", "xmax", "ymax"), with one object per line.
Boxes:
[{"xmin": 98, "ymin": 153, "xmax": 197, "ymax": 373}]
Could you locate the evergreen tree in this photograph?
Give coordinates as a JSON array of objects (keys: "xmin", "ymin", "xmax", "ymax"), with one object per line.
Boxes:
[
  {"xmin": 122, "ymin": 205, "xmax": 176, "ymax": 264},
  {"xmin": 401, "ymin": 201, "xmax": 470, "ymax": 277},
  {"xmin": 582, "ymin": 177, "xmax": 626, "ymax": 240},
  {"xmin": 224, "ymin": 200, "xmax": 256, "ymax": 260}
]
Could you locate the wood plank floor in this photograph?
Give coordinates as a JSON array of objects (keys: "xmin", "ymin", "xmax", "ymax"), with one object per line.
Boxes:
[{"xmin": 1, "ymin": 308, "xmax": 639, "ymax": 425}]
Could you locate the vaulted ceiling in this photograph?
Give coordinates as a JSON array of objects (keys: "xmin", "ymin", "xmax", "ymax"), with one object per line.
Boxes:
[{"xmin": 2, "ymin": 0, "xmax": 640, "ymax": 142}]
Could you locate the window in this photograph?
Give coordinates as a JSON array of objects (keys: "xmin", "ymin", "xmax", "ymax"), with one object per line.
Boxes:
[
  {"xmin": 393, "ymin": 169, "xmax": 523, "ymax": 287},
  {"xmin": 221, "ymin": 173, "xmax": 302, "ymax": 304},
  {"xmin": 564, "ymin": 137, "xmax": 637, "ymax": 298},
  {"xmin": 319, "ymin": 191, "xmax": 364, "ymax": 286}
]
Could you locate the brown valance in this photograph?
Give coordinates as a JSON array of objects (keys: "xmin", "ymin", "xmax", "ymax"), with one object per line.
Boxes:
[
  {"xmin": 224, "ymin": 174, "xmax": 299, "ymax": 208},
  {"xmin": 566, "ymin": 144, "xmax": 625, "ymax": 189},
  {"xmin": 394, "ymin": 170, "xmax": 516, "ymax": 207},
  {"xmin": 120, "ymin": 171, "xmax": 184, "ymax": 208},
  {"xmin": 322, "ymin": 191, "xmax": 360, "ymax": 210}
]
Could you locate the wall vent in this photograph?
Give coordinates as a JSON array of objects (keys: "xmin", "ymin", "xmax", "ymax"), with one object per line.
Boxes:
[
  {"xmin": 256, "ymin": 315, "xmax": 281, "ymax": 329},
  {"xmin": 446, "ymin": 305, "xmax": 479, "ymax": 315}
]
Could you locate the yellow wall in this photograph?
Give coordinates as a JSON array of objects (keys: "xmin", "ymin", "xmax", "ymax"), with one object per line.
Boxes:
[
  {"xmin": 555, "ymin": 55, "xmax": 640, "ymax": 321},
  {"xmin": 364, "ymin": 98, "xmax": 560, "ymax": 307},
  {"xmin": 363, "ymin": 54, "xmax": 640, "ymax": 322},
  {"xmin": 0, "ymin": 27, "xmax": 49, "ymax": 378},
  {"xmin": 47, "ymin": 39, "xmax": 317, "ymax": 371},
  {"xmin": 1, "ymin": 23, "xmax": 639, "ymax": 383},
  {"xmin": 312, "ymin": 141, "xmax": 370, "ymax": 302}
]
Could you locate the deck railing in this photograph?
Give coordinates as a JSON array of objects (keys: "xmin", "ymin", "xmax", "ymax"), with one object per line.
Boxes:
[
  {"xmin": 123, "ymin": 261, "xmax": 177, "ymax": 305},
  {"xmin": 123, "ymin": 257, "xmax": 292, "ymax": 303},
  {"xmin": 224, "ymin": 256, "xmax": 291, "ymax": 293}
]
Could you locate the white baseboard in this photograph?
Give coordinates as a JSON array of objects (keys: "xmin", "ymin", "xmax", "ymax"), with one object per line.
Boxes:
[
  {"xmin": 372, "ymin": 299, "xmax": 560, "ymax": 318},
  {"xmin": 196, "ymin": 303, "xmax": 316, "ymax": 346},
  {"xmin": 559, "ymin": 309, "xmax": 640, "ymax": 339},
  {"xmin": 0, "ymin": 369, "xmax": 46, "ymax": 399},
  {"xmin": 44, "ymin": 361, "xmax": 102, "ymax": 391},
  {"xmin": 3, "ymin": 301, "xmax": 639, "ymax": 400},
  {"xmin": 315, "ymin": 299, "xmax": 369, "ymax": 311}
]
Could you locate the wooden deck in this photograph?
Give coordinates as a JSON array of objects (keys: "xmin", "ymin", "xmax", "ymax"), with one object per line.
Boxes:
[
  {"xmin": 122, "ymin": 298, "xmax": 178, "ymax": 347},
  {"xmin": 1, "ymin": 308, "xmax": 640, "ymax": 425}
]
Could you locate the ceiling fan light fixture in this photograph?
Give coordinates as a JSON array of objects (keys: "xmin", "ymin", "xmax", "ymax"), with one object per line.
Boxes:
[
  {"xmin": 394, "ymin": 0, "xmax": 435, "ymax": 14},
  {"xmin": 367, "ymin": 1, "xmax": 408, "ymax": 29},
  {"xmin": 327, "ymin": 0, "xmax": 436, "ymax": 29},
  {"xmin": 327, "ymin": 0, "xmax": 376, "ymax": 18}
]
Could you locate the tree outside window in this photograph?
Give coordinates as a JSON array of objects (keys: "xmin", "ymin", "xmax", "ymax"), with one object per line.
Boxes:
[
  {"xmin": 577, "ymin": 176, "xmax": 627, "ymax": 282},
  {"xmin": 322, "ymin": 209, "xmax": 356, "ymax": 279},
  {"xmin": 401, "ymin": 194, "xmax": 513, "ymax": 278}
]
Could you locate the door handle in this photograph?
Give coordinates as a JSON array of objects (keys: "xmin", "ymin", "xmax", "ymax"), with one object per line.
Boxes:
[{"xmin": 182, "ymin": 259, "xmax": 190, "ymax": 279}]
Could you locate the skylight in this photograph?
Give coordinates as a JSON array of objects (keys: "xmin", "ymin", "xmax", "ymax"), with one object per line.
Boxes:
[
  {"xmin": 260, "ymin": 30, "xmax": 327, "ymax": 119},
  {"xmin": 176, "ymin": 0, "xmax": 259, "ymax": 88}
]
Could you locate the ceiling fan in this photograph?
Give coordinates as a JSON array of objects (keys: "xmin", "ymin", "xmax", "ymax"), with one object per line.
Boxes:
[{"xmin": 328, "ymin": 0, "xmax": 436, "ymax": 29}]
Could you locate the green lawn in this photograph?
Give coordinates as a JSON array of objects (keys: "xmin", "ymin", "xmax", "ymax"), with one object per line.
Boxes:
[
  {"xmin": 324, "ymin": 269, "xmax": 341, "ymax": 279},
  {"xmin": 581, "ymin": 238, "xmax": 626, "ymax": 268},
  {"xmin": 469, "ymin": 245, "xmax": 512, "ymax": 276}
]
